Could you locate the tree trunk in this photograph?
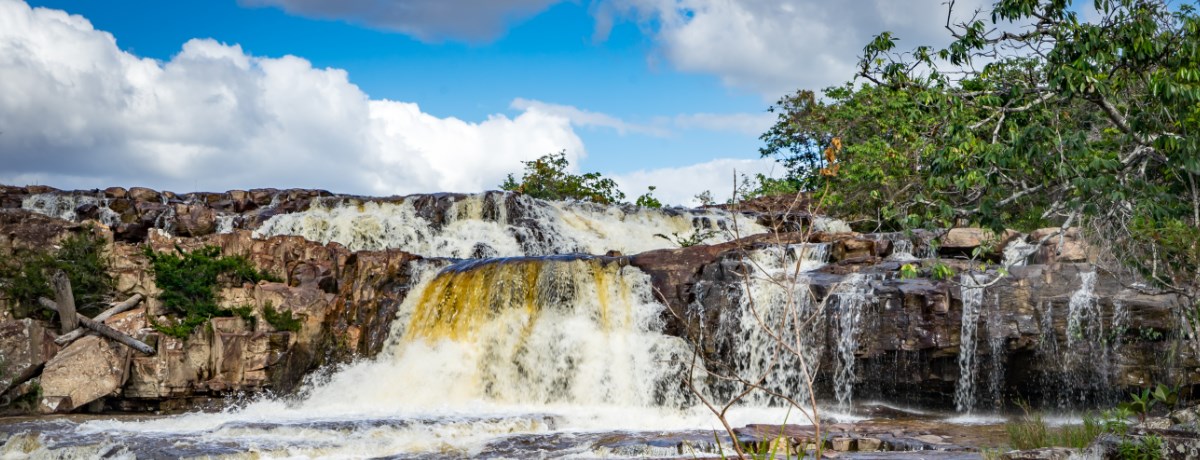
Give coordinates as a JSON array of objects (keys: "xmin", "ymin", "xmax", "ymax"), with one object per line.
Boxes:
[
  {"xmin": 50, "ymin": 270, "xmax": 77, "ymax": 334},
  {"xmin": 54, "ymin": 294, "xmax": 144, "ymax": 346},
  {"xmin": 40, "ymin": 298, "xmax": 155, "ymax": 355}
]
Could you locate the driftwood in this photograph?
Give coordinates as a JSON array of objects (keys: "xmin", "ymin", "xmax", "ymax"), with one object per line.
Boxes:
[
  {"xmin": 54, "ymin": 294, "xmax": 144, "ymax": 346},
  {"xmin": 39, "ymin": 298, "xmax": 155, "ymax": 355},
  {"xmin": 50, "ymin": 271, "xmax": 77, "ymax": 334}
]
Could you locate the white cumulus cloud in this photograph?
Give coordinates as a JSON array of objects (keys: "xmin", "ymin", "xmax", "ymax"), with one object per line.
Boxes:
[
  {"xmin": 240, "ymin": 0, "xmax": 564, "ymax": 42},
  {"xmin": 596, "ymin": 0, "xmax": 994, "ymax": 99},
  {"xmin": 0, "ymin": 0, "xmax": 584, "ymax": 195}
]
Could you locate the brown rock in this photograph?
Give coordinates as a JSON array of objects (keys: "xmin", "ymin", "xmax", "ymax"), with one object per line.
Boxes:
[
  {"xmin": 127, "ymin": 187, "xmax": 160, "ymax": 203},
  {"xmin": 39, "ymin": 335, "xmax": 130, "ymax": 413},
  {"xmin": 856, "ymin": 437, "xmax": 881, "ymax": 451},
  {"xmin": 941, "ymin": 227, "xmax": 1018, "ymax": 250},
  {"xmin": 175, "ymin": 204, "xmax": 217, "ymax": 237},
  {"xmin": 104, "ymin": 187, "xmax": 128, "ymax": 199},
  {"xmin": 830, "ymin": 437, "xmax": 856, "ymax": 452},
  {"xmin": 0, "ymin": 319, "xmax": 59, "ymax": 394}
]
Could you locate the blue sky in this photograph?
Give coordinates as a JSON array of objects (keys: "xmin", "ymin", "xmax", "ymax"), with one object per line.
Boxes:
[{"xmin": 1, "ymin": 0, "xmax": 993, "ymax": 205}]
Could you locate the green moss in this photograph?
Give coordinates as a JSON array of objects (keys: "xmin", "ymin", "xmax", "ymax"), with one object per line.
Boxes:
[
  {"xmin": 0, "ymin": 228, "xmax": 114, "ymax": 319},
  {"xmin": 263, "ymin": 302, "xmax": 301, "ymax": 332},
  {"xmin": 144, "ymin": 245, "xmax": 278, "ymax": 339}
]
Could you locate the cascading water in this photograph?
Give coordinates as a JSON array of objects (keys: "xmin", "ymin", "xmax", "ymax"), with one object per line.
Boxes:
[
  {"xmin": 832, "ymin": 273, "xmax": 875, "ymax": 413},
  {"xmin": 869, "ymin": 232, "xmax": 917, "ymax": 261},
  {"xmin": 986, "ymin": 292, "xmax": 1006, "ymax": 411},
  {"xmin": 718, "ymin": 243, "xmax": 830, "ymax": 407},
  {"xmin": 1059, "ymin": 271, "xmax": 1115, "ymax": 406},
  {"xmin": 1002, "ymin": 239, "xmax": 1035, "ymax": 267},
  {"xmin": 253, "ymin": 192, "xmax": 767, "ymax": 257},
  {"xmin": 22, "ymin": 193, "xmax": 121, "ymax": 228},
  {"xmin": 955, "ymin": 273, "xmax": 988, "ymax": 413},
  {"xmin": 216, "ymin": 214, "xmax": 239, "ymax": 234}
]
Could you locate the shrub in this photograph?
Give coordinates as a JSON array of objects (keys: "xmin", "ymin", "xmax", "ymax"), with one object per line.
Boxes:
[
  {"xmin": 634, "ymin": 186, "xmax": 663, "ymax": 209},
  {"xmin": 0, "ymin": 228, "xmax": 114, "ymax": 319},
  {"xmin": 144, "ymin": 245, "xmax": 277, "ymax": 339},
  {"xmin": 263, "ymin": 302, "xmax": 301, "ymax": 332},
  {"xmin": 500, "ymin": 151, "xmax": 626, "ymax": 205}
]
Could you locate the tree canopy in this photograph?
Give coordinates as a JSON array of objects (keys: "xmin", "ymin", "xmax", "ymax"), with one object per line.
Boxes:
[{"xmin": 761, "ymin": 0, "xmax": 1200, "ymax": 298}]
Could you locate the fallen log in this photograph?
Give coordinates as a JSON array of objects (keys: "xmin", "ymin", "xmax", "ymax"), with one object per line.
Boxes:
[
  {"xmin": 50, "ymin": 271, "xmax": 77, "ymax": 334},
  {"xmin": 39, "ymin": 298, "xmax": 155, "ymax": 355},
  {"xmin": 54, "ymin": 294, "xmax": 144, "ymax": 346}
]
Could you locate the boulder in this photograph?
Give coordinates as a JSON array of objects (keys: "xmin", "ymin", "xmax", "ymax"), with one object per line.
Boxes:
[
  {"xmin": 127, "ymin": 187, "xmax": 160, "ymax": 203},
  {"xmin": 0, "ymin": 319, "xmax": 58, "ymax": 394},
  {"xmin": 39, "ymin": 335, "xmax": 130, "ymax": 413},
  {"xmin": 174, "ymin": 204, "xmax": 217, "ymax": 237},
  {"xmin": 1027, "ymin": 227, "xmax": 1092, "ymax": 264},
  {"xmin": 938, "ymin": 228, "xmax": 1019, "ymax": 258}
]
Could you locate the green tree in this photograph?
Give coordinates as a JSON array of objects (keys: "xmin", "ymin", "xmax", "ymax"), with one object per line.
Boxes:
[
  {"xmin": 634, "ymin": 186, "xmax": 664, "ymax": 208},
  {"xmin": 762, "ymin": 0, "xmax": 1200, "ymax": 349},
  {"xmin": 500, "ymin": 151, "xmax": 627, "ymax": 205},
  {"xmin": 0, "ymin": 229, "xmax": 114, "ymax": 319}
]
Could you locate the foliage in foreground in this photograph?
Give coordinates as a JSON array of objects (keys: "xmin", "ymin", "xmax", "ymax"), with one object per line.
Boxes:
[
  {"xmin": 1006, "ymin": 410, "xmax": 1104, "ymax": 450},
  {"xmin": 0, "ymin": 229, "xmax": 114, "ymax": 319},
  {"xmin": 144, "ymin": 245, "xmax": 277, "ymax": 339}
]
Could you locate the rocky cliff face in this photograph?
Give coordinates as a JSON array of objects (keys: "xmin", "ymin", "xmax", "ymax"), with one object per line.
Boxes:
[{"xmin": 0, "ymin": 185, "xmax": 1191, "ymax": 414}]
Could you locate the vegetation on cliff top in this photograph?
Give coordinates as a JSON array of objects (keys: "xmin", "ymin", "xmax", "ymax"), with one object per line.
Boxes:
[
  {"xmin": 501, "ymin": 150, "xmax": 666, "ymax": 208},
  {"xmin": 144, "ymin": 245, "xmax": 278, "ymax": 339},
  {"xmin": 501, "ymin": 151, "xmax": 628, "ymax": 205}
]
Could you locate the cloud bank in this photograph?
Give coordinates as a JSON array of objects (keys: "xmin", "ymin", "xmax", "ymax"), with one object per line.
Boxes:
[{"xmin": 0, "ymin": 0, "xmax": 585, "ymax": 195}]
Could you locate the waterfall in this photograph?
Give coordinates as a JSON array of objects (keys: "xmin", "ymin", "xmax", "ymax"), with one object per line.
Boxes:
[
  {"xmin": 254, "ymin": 192, "xmax": 766, "ymax": 257},
  {"xmin": 1002, "ymin": 239, "xmax": 1035, "ymax": 267},
  {"xmin": 720, "ymin": 243, "xmax": 830, "ymax": 406},
  {"xmin": 216, "ymin": 214, "xmax": 239, "ymax": 234},
  {"xmin": 955, "ymin": 273, "xmax": 988, "ymax": 413},
  {"xmin": 294, "ymin": 256, "xmax": 697, "ymax": 410},
  {"xmin": 1061, "ymin": 271, "xmax": 1110, "ymax": 406},
  {"xmin": 986, "ymin": 289, "xmax": 1007, "ymax": 411},
  {"xmin": 1065, "ymin": 272, "xmax": 1099, "ymax": 350},
  {"xmin": 22, "ymin": 192, "xmax": 121, "ymax": 227},
  {"xmin": 867, "ymin": 232, "xmax": 918, "ymax": 261},
  {"xmin": 832, "ymin": 273, "xmax": 875, "ymax": 412}
]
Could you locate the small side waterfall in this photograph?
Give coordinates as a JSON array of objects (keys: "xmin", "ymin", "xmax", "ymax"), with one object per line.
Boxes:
[
  {"xmin": 986, "ymin": 291, "xmax": 1007, "ymax": 411},
  {"xmin": 1061, "ymin": 271, "xmax": 1112, "ymax": 406},
  {"xmin": 955, "ymin": 274, "xmax": 988, "ymax": 413},
  {"xmin": 22, "ymin": 192, "xmax": 121, "ymax": 227},
  {"xmin": 719, "ymin": 243, "xmax": 830, "ymax": 406},
  {"xmin": 832, "ymin": 274, "xmax": 875, "ymax": 412},
  {"xmin": 1002, "ymin": 239, "xmax": 1035, "ymax": 267}
]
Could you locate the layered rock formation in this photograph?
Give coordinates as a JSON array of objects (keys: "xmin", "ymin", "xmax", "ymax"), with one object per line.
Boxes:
[{"xmin": 0, "ymin": 185, "xmax": 1191, "ymax": 414}]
